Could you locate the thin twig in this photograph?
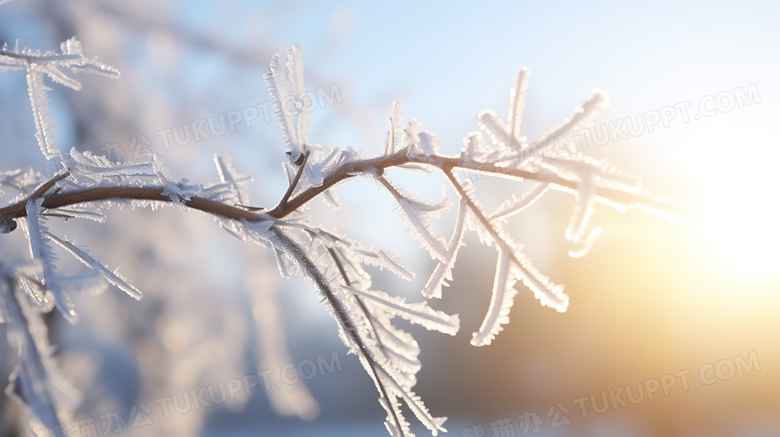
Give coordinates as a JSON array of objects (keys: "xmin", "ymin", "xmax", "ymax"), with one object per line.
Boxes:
[
  {"xmin": 443, "ymin": 166, "xmax": 559, "ymax": 300},
  {"xmin": 272, "ymin": 227, "xmax": 405, "ymax": 435},
  {"xmin": 325, "ymin": 245, "xmax": 395, "ymax": 369},
  {"xmin": 276, "ymin": 150, "xmax": 310, "ymax": 211},
  {"xmin": 29, "ymin": 171, "xmax": 71, "ymax": 200},
  {"xmin": 442, "ymin": 167, "xmax": 524, "ymax": 266}
]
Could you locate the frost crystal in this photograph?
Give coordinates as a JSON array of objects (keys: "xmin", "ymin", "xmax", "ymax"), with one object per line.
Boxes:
[{"xmin": 0, "ymin": 37, "xmax": 119, "ymax": 159}]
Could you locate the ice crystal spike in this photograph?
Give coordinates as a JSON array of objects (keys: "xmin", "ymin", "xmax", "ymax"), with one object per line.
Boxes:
[
  {"xmin": 265, "ymin": 54, "xmax": 299, "ymax": 162},
  {"xmin": 378, "ymin": 176, "xmax": 450, "ymax": 261},
  {"xmin": 534, "ymin": 88, "xmax": 609, "ymax": 146},
  {"xmin": 471, "ymin": 249, "xmax": 516, "ymax": 347},
  {"xmin": 568, "ymin": 226, "xmax": 603, "ymax": 258},
  {"xmin": 565, "ymin": 171, "xmax": 597, "ymax": 243},
  {"xmin": 403, "ymin": 120, "xmax": 422, "ymax": 150},
  {"xmin": 489, "ymin": 182, "xmax": 549, "ymax": 221},
  {"xmin": 461, "ymin": 131, "xmax": 489, "ymax": 160},
  {"xmin": 390, "ymin": 102, "xmax": 404, "ymax": 154},
  {"xmin": 507, "ymin": 67, "xmax": 530, "ymax": 142},
  {"xmin": 417, "ymin": 131, "xmax": 440, "ymax": 157},
  {"xmin": 214, "ymin": 153, "xmax": 252, "ymax": 205},
  {"xmin": 27, "ymin": 72, "xmax": 58, "ymax": 158},
  {"xmin": 24, "ymin": 199, "xmax": 78, "ymax": 324},
  {"xmin": 346, "ymin": 286, "xmax": 459, "ymax": 335},
  {"xmin": 319, "ymin": 231, "xmax": 414, "ymax": 282},
  {"xmin": 45, "ymin": 233, "xmax": 142, "ymax": 300},
  {"xmin": 422, "ymin": 198, "xmax": 467, "ymax": 299},
  {"xmin": 263, "ymin": 44, "xmax": 313, "ymax": 164},
  {"xmin": 477, "ymin": 110, "xmax": 514, "ymax": 149},
  {"xmin": 285, "ymin": 44, "xmax": 311, "ymax": 148},
  {"xmin": 0, "ymin": 281, "xmax": 63, "ymax": 432}
]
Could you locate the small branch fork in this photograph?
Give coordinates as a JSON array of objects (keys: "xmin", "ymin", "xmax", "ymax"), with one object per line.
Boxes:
[
  {"xmin": 276, "ymin": 150, "xmax": 310, "ymax": 211},
  {"xmin": 442, "ymin": 167, "xmax": 524, "ymax": 267},
  {"xmin": 29, "ymin": 171, "xmax": 71, "ymax": 201}
]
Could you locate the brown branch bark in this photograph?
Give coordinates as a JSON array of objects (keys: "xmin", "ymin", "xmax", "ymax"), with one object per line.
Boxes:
[{"xmin": 0, "ymin": 152, "xmax": 701, "ymax": 223}]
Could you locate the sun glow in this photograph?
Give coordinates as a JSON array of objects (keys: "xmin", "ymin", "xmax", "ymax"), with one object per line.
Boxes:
[
  {"xmin": 700, "ymin": 143, "xmax": 779, "ymax": 274},
  {"xmin": 666, "ymin": 110, "xmax": 779, "ymax": 276},
  {"xmin": 704, "ymin": 188, "xmax": 780, "ymax": 274}
]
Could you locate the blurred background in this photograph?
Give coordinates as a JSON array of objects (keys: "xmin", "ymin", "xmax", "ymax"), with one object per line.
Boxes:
[{"xmin": 1, "ymin": 0, "xmax": 779, "ymax": 436}]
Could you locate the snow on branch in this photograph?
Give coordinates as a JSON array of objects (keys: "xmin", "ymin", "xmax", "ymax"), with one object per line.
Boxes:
[
  {"xmin": 0, "ymin": 271, "xmax": 66, "ymax": 433},
  {"xmin": 1, "ymin": 37, "xmax": 119, "ymax": 159},
  {"xmin": 345, "ymin": 285, "xmax": 459, "ymax": 336},
  {"xmin": 214, "ymin": 153, "xmax": 252, "ymax": 205},
  {"xmin": 45, "ymin": 233, "xmax": 142, "ymax": 300},
  {"xmin": 421, "ymin": 197, "xmax": 467, "ymax": 299},
  {"xmin": 377, "ymin": 175, "xmax": 450, "ymax": 261}
]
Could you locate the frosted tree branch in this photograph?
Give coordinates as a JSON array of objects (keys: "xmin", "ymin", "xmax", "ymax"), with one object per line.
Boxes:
[
  {"xmin": 0, "ymin": 154, "xmax": 697, "ymax": 224},
  {"xmin": 0, "ymin": 39, "xmax": 696, "ymax": 437}
]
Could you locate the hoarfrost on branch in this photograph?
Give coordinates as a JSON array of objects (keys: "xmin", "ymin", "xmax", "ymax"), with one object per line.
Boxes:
[{"xmin": 0, "ymin": 38, "xmax": 693, "ymax": 437}]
